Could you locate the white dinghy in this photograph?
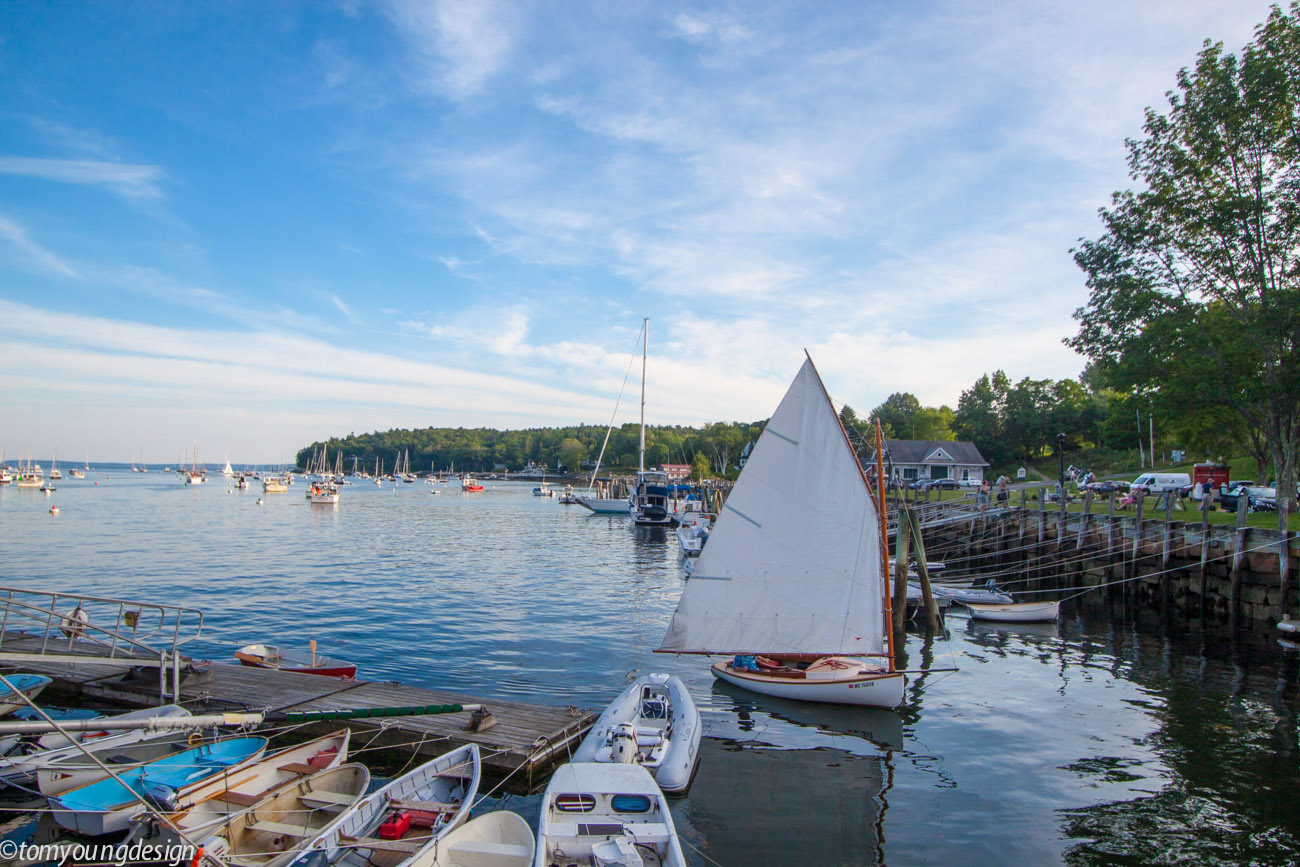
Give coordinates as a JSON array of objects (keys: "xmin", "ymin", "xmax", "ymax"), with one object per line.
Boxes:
[
  {"xmin": 570, "ymin": 673, "xmax": 701, "ymax": 794},
  {"xmin": 288, "ymin": 743, "xmax": 480, "ymax": 867},
  {"xmin": 414, "ymin": 810, "xmax": 534, "ymax": 867},
  {"xmin": 965, "ymin": 601, "xmax": 1060, "ymax": 623},
  {"xmin": 533, "ymin": 763, "xmax": 686, "ymax": 867},
  {"xmin": 658, "ymin": 357, "xmax": 907, "ymax": 708}
]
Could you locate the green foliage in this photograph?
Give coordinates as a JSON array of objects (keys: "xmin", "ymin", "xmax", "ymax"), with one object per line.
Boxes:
[
  {"xmin": 1070, "ymin": 3, "xmax": 1300, "ymax": 518},
  {"xmin": 298, "ymin": 420, "xmax": 766, "ymax": 476}
]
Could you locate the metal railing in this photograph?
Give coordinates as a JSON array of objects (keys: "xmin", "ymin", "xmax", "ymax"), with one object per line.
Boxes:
[{"xmin": 0, "ymin": 586, "xmax": 204, "ymax": 702}]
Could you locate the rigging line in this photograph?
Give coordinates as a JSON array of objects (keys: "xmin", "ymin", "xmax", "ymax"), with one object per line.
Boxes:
[{"xmin": 585, "ymin": 321, "xmax": 646, "ymax": 495}]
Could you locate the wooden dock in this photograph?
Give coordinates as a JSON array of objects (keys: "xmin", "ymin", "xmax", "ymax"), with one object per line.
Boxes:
[{"xmin": 0, "ymin": 632, "xmax": 595, "ymax": 790}]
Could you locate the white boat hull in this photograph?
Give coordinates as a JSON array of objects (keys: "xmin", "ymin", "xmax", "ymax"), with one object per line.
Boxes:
[
  {"xmin": 577, "ymin": 497, "xmax": 629, "ymax": 514},
  {"xmin": 711, "ymin": 662, "xmax": 906, "ymax": 708},
  {"xmin": 570, "ymin": 673, "xmax": 701, "ymax": 794},
  {"xmin": 965, "ymin": 601, "xmax": 1060, "ymax": 622},
  {"xmin": 417, "ymin": 811, "xmax": 534, "ymax": 867}
]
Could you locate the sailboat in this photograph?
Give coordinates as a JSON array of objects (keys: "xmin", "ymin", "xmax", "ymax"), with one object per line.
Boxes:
[
  {"xmin": 628, "ymin": 318, "xmax": 677, "ymax": 526},
  {"xmin": 48, "ymin": 450, "xmax": 63, "ymax": 481},
  {"xmin": 222, "ymin": 457, "xmax": 234, "ymax": 477},
  {"xmin": 658, "ymin": 356, "xmax": 906, "ymax": 708}
]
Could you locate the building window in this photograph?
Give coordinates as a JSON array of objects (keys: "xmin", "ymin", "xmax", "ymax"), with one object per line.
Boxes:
[{"xmin": 902, "ymin": 468, "xmax": 918, "ymax": 480}]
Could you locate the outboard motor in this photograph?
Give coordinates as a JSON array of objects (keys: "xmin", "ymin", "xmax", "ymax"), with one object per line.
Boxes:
[
  {"xmin": 141, "ymin": 782, "xmax": 179, "ymax": 813},
  {"xmin": 610, "ymin": 722, "xmax": 639, "ymax": 764}
]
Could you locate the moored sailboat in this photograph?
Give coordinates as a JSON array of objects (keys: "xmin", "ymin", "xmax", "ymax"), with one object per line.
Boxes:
[{"xmin": 658, "ymin": 356, "xmax": 907, "ymax": 708}]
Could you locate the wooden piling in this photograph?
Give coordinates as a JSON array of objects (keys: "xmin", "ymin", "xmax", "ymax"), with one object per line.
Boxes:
[
  {"xmin": 1231, "ymin": 496, "xmax": 1248, "ymax": 626},
  {"xmin": 908, "ymin": 509, "xmax": 940, "ymax": 632},
  {"xmin": 893, "ymin": 505, "xmax": 911, "ymax": 633},
  {"xmin": 1199, "ymin": 496, "xmax": 1211, "ymax": 615}
]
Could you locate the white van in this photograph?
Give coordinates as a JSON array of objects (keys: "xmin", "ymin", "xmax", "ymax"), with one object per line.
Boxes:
[{"xmin": 1130, "ymin": 472, "xmax": 1191, "ymax": 493}]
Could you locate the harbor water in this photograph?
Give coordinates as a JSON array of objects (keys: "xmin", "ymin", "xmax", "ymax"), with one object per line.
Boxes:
[{"xmin": 1, "ymin": 470, "xmax": 1298, "ymax": 865}]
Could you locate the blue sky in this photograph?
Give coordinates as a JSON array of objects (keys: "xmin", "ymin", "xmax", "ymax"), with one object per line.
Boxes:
[{"xmin": 0, "ymin": 1, "xmax": 1276, "ymax": 463}]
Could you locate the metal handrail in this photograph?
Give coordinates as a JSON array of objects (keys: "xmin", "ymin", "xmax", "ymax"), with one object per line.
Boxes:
[{"xmin": 0, "ymin": 586, "xmax": 204, "ymax": 701}]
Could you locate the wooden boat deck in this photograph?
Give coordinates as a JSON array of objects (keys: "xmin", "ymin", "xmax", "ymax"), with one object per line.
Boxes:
[{"xmin": 0, "ymin": 632, "xmax": 594, "ymax": 788}]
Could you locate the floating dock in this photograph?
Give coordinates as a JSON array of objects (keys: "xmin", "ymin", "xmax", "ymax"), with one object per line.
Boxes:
[{"xmin": 0, "ymin": 631, "xmax": 595, "ymax": 790}]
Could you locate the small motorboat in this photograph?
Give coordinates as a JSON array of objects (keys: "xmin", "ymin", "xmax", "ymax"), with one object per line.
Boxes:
[
  {"xmin": 557, "ymin": 486, "xmax": 581, "ymax": 505},
  {"xmin": 571, "ymin": 673, "xmax": 702, "ymax": 794},
  {"xmin": 419, "ymin": 810, "xmax": 534, "ymax": 867},
  {"xmin": 535, "ymin": 763, "xmax": 687, "ymax": 867},
  {"xmin": 0, "ymin": 674, "xmax": 52, "ymax": 717},
  {"xmin": 196, "ymin": 763, "xmax": 372, "ymax": 867},
  {"xmin": 50, "ymin": 736, "xmax": 269, "ymax": 836},
  {"xmin": 235, "ymin": 641, "xmax": 357, "ymax": 678},
  {"xmin": 288, "ymin": 743, "xmax": 480, "ymax": 866},
  {"xmin": 2, "ymin": 704, "xmax": 191, "ymax": 790},
  {"xmin": 965, "ymin": 601, "xmax": 1060, "ymax": 623}
]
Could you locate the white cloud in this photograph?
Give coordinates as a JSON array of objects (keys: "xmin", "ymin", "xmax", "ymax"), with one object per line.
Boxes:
[
  {"xmin": 384, "ymin": 0, "xmax": 518, "ymax": 99},
  {"xmin": 0, "ymin": 215, "xmax": 80, "ymax": 278},
  {"xmin": 0, "ymin": 156, "xmax": 165, "ymax": 201}
]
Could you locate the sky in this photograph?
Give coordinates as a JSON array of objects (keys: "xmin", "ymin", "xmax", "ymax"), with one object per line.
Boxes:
[{"xmin": 0, "ymin": 1, "xmax": 1280, "ymax": 464}]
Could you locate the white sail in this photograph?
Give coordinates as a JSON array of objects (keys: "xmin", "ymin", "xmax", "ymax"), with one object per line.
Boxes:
[{"xmin": 659, "ymin": 358, "xmax": 886, "ymax": 657}]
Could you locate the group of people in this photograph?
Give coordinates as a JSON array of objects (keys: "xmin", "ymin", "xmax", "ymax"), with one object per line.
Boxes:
[{"xmin": 976, "ymin": 475, "xmax": 1012, "ymax": 511}]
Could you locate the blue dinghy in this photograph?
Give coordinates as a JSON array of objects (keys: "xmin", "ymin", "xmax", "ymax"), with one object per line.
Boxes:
[
  {"xmin": 51, "ymin": 735, "xmax": 267, "ymax": 836},
  {"xmin": 0, "ymin": 673, "xmax": 52, "ymax": 717}
]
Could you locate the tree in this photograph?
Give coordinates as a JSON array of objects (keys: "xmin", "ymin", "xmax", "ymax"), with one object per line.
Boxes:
[
  {"xmin": 1070, "ymin": 4, "xmax": 1300, "ymax": 521},
  {"xmin": 870, "ymin": 393, "xmax": 923, "ymax": 440},
  {"xmin": 691, "ymin": 451, "xmax": 711, "ymax": 481}
]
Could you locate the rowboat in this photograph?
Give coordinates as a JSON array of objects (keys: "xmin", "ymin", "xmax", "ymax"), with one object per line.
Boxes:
[
  {"xmin": 235, "ymin": 642, "xmax": 357, "ymax": 678},
  {"xmin": 136, "ymin": 730, "xmax": 350, "ymax": 846},
  {"xmin": 197, "ymin": 764, "xmax": 372, "ymax": 867},
  {"xmin": 418, "ymin": 810, "xmax": 534, "ymax": 867},
  {"xmin": 36, "ymin": 731, "xmax": 196, "ymax": 797},
  {"xmin": 534, "ymin": 762, "xmax": 687, "ymax": 867},
  {"xmin": 290, "ymin": 743, "xmax": 480, "ymax": 866},
  {"xmin": 964, "ymin": 601, "xmax": 1060, "ymax": 623},
  {"xmin": 50, "ymin": 735, "xmax": 268, "ymax": 836},
  {"xmin": 1, "ymin": 704, "xmax": 191, "ymax": 789},
  {"xmin": 0, "ymin": 674, "xmax": 52, "ymax": 717},
  {"xmin": 571, "ymin": 673, "xmax": 701, "ymax": 794}
]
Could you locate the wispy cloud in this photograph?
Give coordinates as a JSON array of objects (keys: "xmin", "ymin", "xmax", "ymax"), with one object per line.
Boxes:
[
  {"xmin": 0, "ymin": 215, "xmax": 80, "ymax": 278},
  {"xmin": 384, "ymin": 0, "xmax": 518, "ymax": 99},
  {"xmin": 0, "ymin": 156, "xmax": 165, "ymax": 201}
]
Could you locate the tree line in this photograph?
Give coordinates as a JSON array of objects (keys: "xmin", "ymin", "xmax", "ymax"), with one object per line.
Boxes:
[{"xmin": 297, "ymin": 420, "xmax": 766, "ymax": 478}]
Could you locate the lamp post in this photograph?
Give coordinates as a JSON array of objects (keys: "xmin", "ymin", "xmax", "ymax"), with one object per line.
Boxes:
[{"xmin": 1057, "ymin": 432, "xmax": 1066, "ymax": 498}]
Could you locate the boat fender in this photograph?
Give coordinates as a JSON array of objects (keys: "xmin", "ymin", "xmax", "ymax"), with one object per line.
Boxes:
[
  {"xmin": 59, "ymin": 605, "xmax": 89, "ymax": 639},
  {"xmin": 188, "ymin": 731, "xmax": 206, "ymax": 746}
]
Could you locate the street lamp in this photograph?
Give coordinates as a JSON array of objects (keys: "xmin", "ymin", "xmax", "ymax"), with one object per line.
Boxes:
[{"xmin": 1057, "ymin": 432, "xmax": 1066, "ymax": 493}]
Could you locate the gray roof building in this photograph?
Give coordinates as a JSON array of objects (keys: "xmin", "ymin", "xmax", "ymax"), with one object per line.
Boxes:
[{"xmin": 872, "ymin": 439, "xmax": 989, "ymax": 483}]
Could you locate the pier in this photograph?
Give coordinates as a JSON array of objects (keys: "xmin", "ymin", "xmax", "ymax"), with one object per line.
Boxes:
[{"xmin": 0, "ymin": 631, "xmax": 595, "ymax": 790}]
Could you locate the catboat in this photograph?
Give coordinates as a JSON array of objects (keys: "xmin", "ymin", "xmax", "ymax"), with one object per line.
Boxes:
[
  {"xmin": 199, "ymin": 764, "xmax": 372, "ymax": 867},
  {"xmin": 658, "ymin": 357, "xmax": 907, "ymax": 708},
  {"xmin": 50, "ymin": 736, "xmax": 268, "ymax": 836},
  {"xmin": 533, "ymin": 762, "xmax": 686, "ymax": 867},
  {"xmin": 287, "ymin": 743, "xmax": 480, "ymax": 867},
  {"xmin": 236, "ymin": 642, "xmax": 357, "ymax": 678},
  {"xmin": 964, "ymin": 601, "xmax": 1060, "ymax": 623},
  {"xmin": 571, "ymin": 673, "xmax": 701, "ymax": 794},
  {"xmin": 417, "ymin": 810, "xmax": 535, "ymax": 867},
  {"xmin": 136, "ymin": 730, "xmax": 350, "ymax": 846},
  {"xmin": 0, "ymin": 674, "xmax": 52, "ymax": 717},
  {"xmin": 1, "ymin": 704, "xmax": 190, "ymax": 789}
]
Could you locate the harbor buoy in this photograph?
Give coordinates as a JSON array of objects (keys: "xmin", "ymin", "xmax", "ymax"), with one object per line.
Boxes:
[
  {"xmin": 256, "ymin": 498, "xmax": 263, "ymax": 506},
  {"xmin": 49, "ymin": 505, "xmax": 59, "ymax": 514}
]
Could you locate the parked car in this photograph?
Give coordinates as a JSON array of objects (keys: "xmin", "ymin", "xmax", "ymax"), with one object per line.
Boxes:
[
  {"xmin": 1218, "ymin": 483, "xmax": 1276, "ymax": 512},
  {"xmin": 1129, "ymin": 472, "xmax": 1192, "ymax": 493},
  {"xmin": 924, "ymin": 479, "xmax": 962, "ymax": 491},
  {"xmin": 1085, "ymin": 481, "xmax": 1124, "ymax": 494},
  {"xmin": 958, "ymin": 478, "xmax": 981, "ymax": 488}
]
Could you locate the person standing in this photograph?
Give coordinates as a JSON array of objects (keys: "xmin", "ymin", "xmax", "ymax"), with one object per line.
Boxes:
[{"xmin": 978, "ymin": 480, "xmax": 990, "ymax": 512}]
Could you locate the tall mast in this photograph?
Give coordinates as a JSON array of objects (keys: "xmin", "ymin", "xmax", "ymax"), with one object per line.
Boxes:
[
  {"xmin": 638, "ymin": 317, "xmax": 648, "ymax": 474},
  {"xmin": 875, "ymin": 420, "xmax": 896, "ymax": 673}
]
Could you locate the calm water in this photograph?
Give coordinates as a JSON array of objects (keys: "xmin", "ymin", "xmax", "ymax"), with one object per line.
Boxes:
[{"xmin": 1, "ymin": 470, "xmax": 1299, "ymax": 865}]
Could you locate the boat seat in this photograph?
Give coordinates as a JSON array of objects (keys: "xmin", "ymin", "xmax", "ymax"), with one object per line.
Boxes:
[
  {"xmin": 247, "ymin": 820, "xmax": 313, "ymax": 837},
  {"xmin": 278, "ymin": 762, "xmax": 316, "ymax": 775},
  {"xmin": 217, "ymin": 790, "xmax": 263, "ymax": 807},
  {"xmin": 633, "ymin": 728, "xmax": 665, "ymax": 745},
  {"xmin": 338, "ymin": 834, "xmax": 425, "ymax": 853},
  {"xmin": 298, "ymin": 789, "xmax": 357, "ymax": 808},
  {"xmin": 389, "ymin": 798, "xmax": 457, "ymax": 813},
  {"xmin": 448, "ymin": 839, "xmax": 534, "ymax": 866}
]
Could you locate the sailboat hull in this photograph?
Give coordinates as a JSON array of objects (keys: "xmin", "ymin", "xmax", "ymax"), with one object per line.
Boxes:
[{"xmin": 710, "ymin": 662, "xmax": 906, "ymax": 708}]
